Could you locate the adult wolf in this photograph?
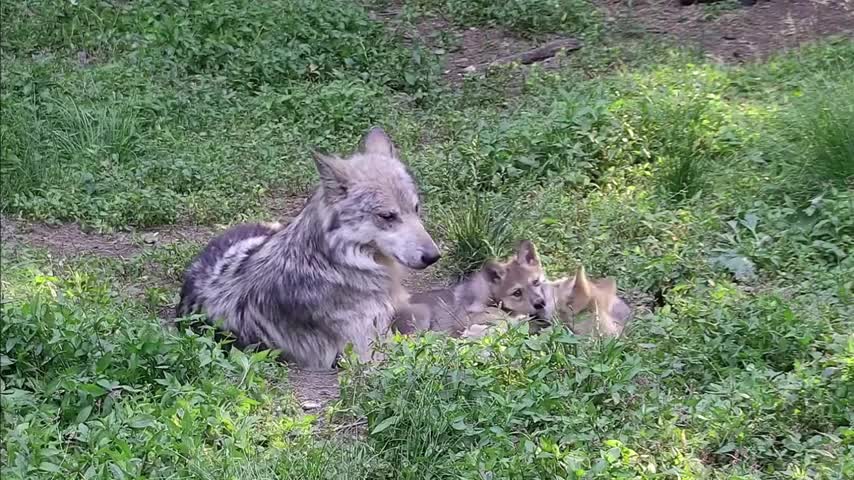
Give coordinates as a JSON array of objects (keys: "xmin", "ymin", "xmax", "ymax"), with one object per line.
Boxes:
[{"xmin": 177, "ymin": 127, "xmax": 440, "ymax": 369}]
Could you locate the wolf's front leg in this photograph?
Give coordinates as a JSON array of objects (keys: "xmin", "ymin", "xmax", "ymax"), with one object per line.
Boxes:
[{"xmin": 336, "ymin": 314, "xmax": 383, "ymax": 365}]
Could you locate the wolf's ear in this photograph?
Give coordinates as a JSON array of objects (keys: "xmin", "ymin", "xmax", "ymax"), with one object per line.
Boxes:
[
  {"xmin": 483, "ymin": 261, "xmax": 506, "ymax": 284},
  {"xmin": 359, "ymin": 126, "xmax": 397, "ymax": 157},
  {"xmin": 515, "ymin": 240, "xmax": 540, "ymax": 267},
  {"xmin": 312, "ymin": 151, "xmax": 349, "ymax": 199}
]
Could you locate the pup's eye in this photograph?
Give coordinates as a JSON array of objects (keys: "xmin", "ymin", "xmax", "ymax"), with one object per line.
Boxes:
[
  {"xmin": 512, "ymin": 289, "xmax": 522, "ymax": 298},
  {"xmin": 532, "ymin": 279, "xmax": 541, "ymax": 287},
  {"xmin": 377, "ymin": 212, "xmax": 398, "ymax": 221},
  {"xmin": 414, "ymin": 203, "xmax": 420, "ymax": 214}
]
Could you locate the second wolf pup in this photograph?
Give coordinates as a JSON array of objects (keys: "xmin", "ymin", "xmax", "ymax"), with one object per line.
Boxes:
[
  {"xmin": 542, "ymin": 266, "xmax": 632, "ymax": 337},
  {"xmin": 394, "ymin": 240, "xmax": 547, "ymax": 337}
]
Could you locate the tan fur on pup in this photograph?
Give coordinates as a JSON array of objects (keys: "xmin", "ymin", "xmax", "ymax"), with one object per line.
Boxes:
[{"xmin": 542, "ymin": 266, "xmax": 632, "ymax": 338}]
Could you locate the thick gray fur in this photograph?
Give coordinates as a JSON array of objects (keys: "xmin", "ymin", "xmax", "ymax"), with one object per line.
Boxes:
[{"xmin": 177, "ymin": 127, "xmax": 440, "ymax": 369}]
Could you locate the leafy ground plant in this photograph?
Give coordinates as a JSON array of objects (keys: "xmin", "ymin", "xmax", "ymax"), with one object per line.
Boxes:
[{"xmin": 0, "ymin": 261, "xmax": 382, "ymax": 479}]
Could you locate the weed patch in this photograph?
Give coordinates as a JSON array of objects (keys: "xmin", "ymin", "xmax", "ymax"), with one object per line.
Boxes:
[{"xmin": 401, "ymin": 0, "xmax": 598, "ymax": 37}]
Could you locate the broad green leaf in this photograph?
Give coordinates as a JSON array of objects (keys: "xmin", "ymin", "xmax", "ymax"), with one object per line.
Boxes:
[
  {"xmin": 370, "ymin": 415, "xmax": 399, "ymax": 435},
  {"xmin": 128, "ymin": 414, "xmax": 157, "ymax": 429}
]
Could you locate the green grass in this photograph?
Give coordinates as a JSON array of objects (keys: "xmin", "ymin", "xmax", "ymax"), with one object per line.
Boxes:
[
  {"xmin": 439, "ymin": 194, "xmax": 520, "ymax": 277},
  {"xmin": 777, "ymin": 77, "xmax": 854, "ymax": 196},
  {"xmin": 0, "ymin": 0, "xmax": 437, "ymax": 231},
  {"xmin": 1, "ymin": 0, "xmax": 853, "ymax": 478}
]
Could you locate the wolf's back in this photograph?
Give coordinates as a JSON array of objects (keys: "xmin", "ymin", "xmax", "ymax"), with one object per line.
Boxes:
[{"xmin": 177, "ymin": 223, "xmax": 280, "ymax": 318}]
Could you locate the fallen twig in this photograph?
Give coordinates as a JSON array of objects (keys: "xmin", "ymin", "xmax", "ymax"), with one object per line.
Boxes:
[{"xmin": 484, "ymin": 38, "xmax": 582, "ymax": 69}]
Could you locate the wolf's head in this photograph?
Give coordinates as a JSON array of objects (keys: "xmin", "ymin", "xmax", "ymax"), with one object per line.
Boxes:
[
  {"xmin": 546, "ymin": 266, "xmax": 631, "ymax": 336},
  {"xmin": 481, "ymin": 240, "xmax": 547, "ymax": 316},
  {"xmin": 312, "ymin": 127, "xmax": 440, "ymax": 270}
]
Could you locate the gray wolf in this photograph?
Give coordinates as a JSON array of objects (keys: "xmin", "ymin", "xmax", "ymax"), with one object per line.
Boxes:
[
  {"xmin": 393, "ymin": 240, "xmax": 546, "ymax": 337},
  {"xmin": 177, "ymin": 127, "xmax": 440, "ymax": 369},
  {"xmin": 542, "ymin": 265, "xmax": 632, "ymax": 337}
]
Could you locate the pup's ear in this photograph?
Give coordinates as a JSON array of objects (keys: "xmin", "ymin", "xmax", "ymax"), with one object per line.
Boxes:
[
  {"xmin": 590, "ymin": 278, "xmax": 619, "ymax": 313},
  {"xmin": 483, "ymin": 260, "xmax": 506, "ymax": 285},
  {"xmin": 594, "ymin": 278, "xmax": 617, "ymax": 298},
  {"xmin": 359, "ymin": 126, "xmax": 397, "ymax": 157},
  {"xmin": 312, "ymin": 151, "xmax": 348, "ymax": 200},
  {"xmin": 515, "ymin": 240, "xmax": 540, "ymax": 267},
  {"xmin": 556, "ymin": 277, "xmax": 574, "ymax": 296},
  {"xmin": 572, "ymin": 265, "xmax": 593, "ymax": 299}
]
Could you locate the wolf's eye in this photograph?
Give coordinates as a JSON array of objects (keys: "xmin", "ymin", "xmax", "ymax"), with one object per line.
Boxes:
[
  {"xmin": 378, "ymin": 212, "xmax": 398, "ymax": 221},
  {"xmin": 532, "ymin": 279, "xmax": 541, "ymax": 287},
  {"xmin": 512, "ymin": 289, "xmax": 522, "ymax": 298},
  {"xmin": 414, "ymin": 203, "xmax": 420, "ymax": 214}
]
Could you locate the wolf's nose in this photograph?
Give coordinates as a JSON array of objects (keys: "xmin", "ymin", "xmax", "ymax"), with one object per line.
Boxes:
[
  {"xmin": 533, "ymin": 299, "xmax": 546, "ymax": 310},
  {"xmin": 421, "ymin": 251, "xmax": 441, "ymax": 267}
]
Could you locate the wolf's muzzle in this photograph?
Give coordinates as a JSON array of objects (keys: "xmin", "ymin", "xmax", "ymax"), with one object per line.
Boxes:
[{"xmin": 420, "ymin": 251, "xmax": 441, "ymax": 268}]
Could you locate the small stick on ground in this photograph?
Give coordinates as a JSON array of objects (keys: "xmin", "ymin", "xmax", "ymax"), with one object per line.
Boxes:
[{"xmin": 484, "ymin": 38, "xmax": 582, "ymax": 68}]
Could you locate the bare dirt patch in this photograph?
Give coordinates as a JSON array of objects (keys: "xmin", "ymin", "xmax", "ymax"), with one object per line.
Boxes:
[
  {"xmin": 370, "ymin": 3, "xmax": 582, "ymax": 83},
  {"xmin": 370, "ymin": 0, "xmax": 853, "ymax": 83},
  {"xmin": 0, "ymin": 191, "xmax": 308, "ymax": 261},
  {"xmin": 0, "ymin": 216, "xmax": 219, "ymax": 260},
  {"xmin": 289, "ymin": 368, "xmax": 342, "ymax": 414},
  {"xmin": 263, "ymin": 189, "xmax": 310, "ymax": 224},
  {"xmin": 600, "ymin": 0, "xmax": 854, "ymax": 63}
]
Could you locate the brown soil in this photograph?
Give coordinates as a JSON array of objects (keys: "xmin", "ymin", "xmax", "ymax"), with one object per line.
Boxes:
[
  {"xmin": 0, "ymin": 216, "xmax": 218, "ymax": 259},
  {"xmin": 376, "ymin": 0, "xmax": 852, "ymax": 86},
  {"xmin": 599, "ymin": 0, "xmax": 854, "ymax": 63},
  {"xmin": 289, "ymin": 368, "xmax": 342, "ymax": 413},
  {"xmin": 0, "ymin": 192, "xmax": 306, "ymax": 260},
  {"xmin": 371, "ymin": 3, "xmax": 577, "ymax": 83}
]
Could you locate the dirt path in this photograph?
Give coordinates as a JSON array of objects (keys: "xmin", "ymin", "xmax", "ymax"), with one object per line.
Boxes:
[
  {"xmin": 366, "ymin": 0, "xmax": 853, "ymax": 95},
  {"xmin": 0, "ymin": 216, "xmax": 217, "ymax": 259}
]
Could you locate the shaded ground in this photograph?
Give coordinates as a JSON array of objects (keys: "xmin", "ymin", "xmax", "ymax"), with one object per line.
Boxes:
[
  {"xmin": 0, "ymin": 191, "xmax": 307, "ymax": 259},
  {"xmin": 378, "ymin": 0, "xmax": 853, "ymax": 85},
  {"xmin": 290, "ymin": 368, "xmax": 342, "ymax": 414},
  {"xmin": 0, "ymin": 216, "xmax": 217, "ymax": 259},
  {"xmin": 371, "ymin": 3, "xmax": 575, "ymax": 82},
  {"xmin": 600, "ymin": 0, "xmax": 854, "ymax": 63}
]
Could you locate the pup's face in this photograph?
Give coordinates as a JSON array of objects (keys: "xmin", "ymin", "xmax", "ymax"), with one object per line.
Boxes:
[
  {"xmin": 313, "ymin": 127, "xmax": 441, "ymax": 270},
  {"xmin": 484, "ymin": 240, "xmax": 547, "ymax": 316}
]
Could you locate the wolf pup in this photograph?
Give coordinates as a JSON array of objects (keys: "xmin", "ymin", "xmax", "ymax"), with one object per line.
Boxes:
[
  {"xmin": 394, "ymin": 240, "xmax": 546, "ymax": 337},
  {"xmin": 542, "ymin": 266, "xmax": 632, "ymax": 338},
  {"xmin": 177, "ymin": 127, "xmax": 441, "ymax": 369}
]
